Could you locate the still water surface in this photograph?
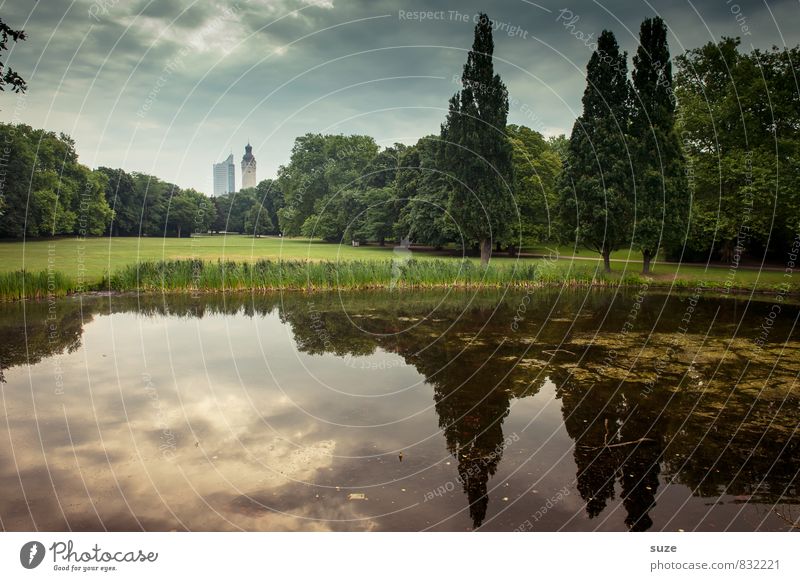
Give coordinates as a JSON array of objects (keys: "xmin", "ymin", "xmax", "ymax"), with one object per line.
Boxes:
[{"xmin": 1, "ymin": 289, "xmax": 798, "ymax": 531}]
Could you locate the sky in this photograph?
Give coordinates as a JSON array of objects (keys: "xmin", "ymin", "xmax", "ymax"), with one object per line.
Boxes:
[{"xmin": 1, "ymin": 0, "xmax": 798, "ymax": 194}]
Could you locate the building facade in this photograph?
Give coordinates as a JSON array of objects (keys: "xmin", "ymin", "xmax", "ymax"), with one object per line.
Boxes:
[
  {"xmin": 213, "ymin": 154, "xmax": 235, "ymax": 196},
  {"xmin": 241, "ymin": 143, "xmax": 257, "ymax": 189}
]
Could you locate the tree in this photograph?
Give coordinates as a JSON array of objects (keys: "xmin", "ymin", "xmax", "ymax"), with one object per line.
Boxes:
[
  {"xmin": 78, "ymin": 167, "xmax": 114, "ymax": 236},
  {"xmin": 0, "ymin": 18, "xmax": 26, "ymax": 214},
  {"xmin": 166, "ymin": 190, "xmax": 195, "ymax": 238},
  {"xmin": 213, "ymin": 189, "xmax": 258, "ymax": 233},
  {"xmin": 277, "ymin": 133, "xmax": 378, "ymax": 236},
  {"xmin": 361, "ymin": 144, "xmax": 405, "ymax": 188},
  {"xmin": 355, "ymin": 145, "xmax": 407, "ymax": 245},
  {"xmin": 0, "ymin": 18, "xmax": 27, "ymax": 95},
  {"xmin": 165, "ymin": 188, "xmax": 213, "ymax": 238},
  {"xmin": 129, "ymin": 173, "xmax": 178, "ymax": 236},
  {"xmin": 0, "ymin": 124, "xmax": 113, "ymax": 238},
  {"xmin": 244, "ymin": 202, "xmax": 273, "ymax": 237},
  {"xmin": 558, "ymin": 30, "xmax": 633, "ymax": 272},
  {"xmin": 675, "ymin": 39, "xmax": 800, "ymax": 262},
  {"xmin": 547, "ymin": 134, "xmax": 569, "ymax": 161},
  {"xmin": 300, "ymin": 189, "xmax": 364, "ymax": 243},
  {"xmin": 440, "ymin": 13, "xmax": 515, "ymax": 265},
  {"xmin": 358, "ymin": 187, "xmax": 396, "ymax": 245},
  {"xmin": 506, "ymin": 124, "xmax": 563, "ymax": 249},
  {"xmin": 97, "ymin": 167, "xmax": 141, "ymax": 235},
  {"xmin": 629, "ymin": 17, "xmax": 688, "ymax": 274},
  {"xmin": 396, "ymin": 136, "xmax": 455, "ymax": 248},
  {"xmin": 0, "ymin": 122, "xmax": 222, "ymax": 240},
  {"xmin": 254, "ymin": 179, "xmax": 284, "ymax": 234}
]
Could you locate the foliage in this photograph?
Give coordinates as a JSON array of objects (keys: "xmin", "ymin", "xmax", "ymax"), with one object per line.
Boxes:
[
  {"xmin": 254, "ymin": 179, "xmax": 283, "ymax": 234},
  {"xmin": 0, "ymin": 125, "xmax": 216, "ymax": 239},
  {"xmin": 440, "ymin": 13, "xmax": 515, "ymax": 264},
  {"xmin": 395, "ymin": 136, "xmax": 456, "ymax": 248},
  {"xmin": 357, "ymin": 186, "xmax": 396, "ymax": 245},
  {"xmin": 3, "ymin": 21, "xmax": 799, "ymax": 274},
  {"xmin": 506, "ymin": 124, "xmax": 562, "ymax": 247},
  {"xmin": 0, "ymin": 124, "xmax": 113, "ymax": 237},
  {"xmin": 558, "ymin": 30, "xmax": 633, "ymax": 271},
  {"xmin": 277, "ymin": 133, "xmax": 379, "ymax": 235},
  {"xmin": 0, "ymin": 18, "xmax": 27, "ymax": 95},
  {"xmin": 166, "ymin": 188, "xmax": 215, "ymax": 238},
  {"xmin": 300, "ymin": 188, "xmax": 364, "ymax": 243},
  {"xmin": 97, "ymin": 168, "xmax": 213, "ymax": 237},
  {"xmin": 675, "ymin": 38, "xmax": 800, "ymax": 261},
  {"xmin": 629, "ymin": 17, "xmax": 688, "ymax": 272},
  {"xmin": 243, "ymin": 201, "xmax": 273, "ymax": 236},
  {"xmin": 213, "ymin": 188, "xmax": 258, "ymax": 233},
  {"xmin": 96, "ymin": 167, "xmax": 139, "ymax": 235}
]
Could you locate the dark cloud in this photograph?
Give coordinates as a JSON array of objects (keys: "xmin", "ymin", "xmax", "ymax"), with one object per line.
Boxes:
[
  {"xmin": 132, "ymin": 0, "xmax": 217, "ymax": 29},
  {"xmin": 1, "ymin": 0, "xmax": 797, "ymax": 193}
]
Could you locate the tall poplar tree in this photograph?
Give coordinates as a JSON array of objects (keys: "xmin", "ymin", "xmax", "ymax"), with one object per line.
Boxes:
[
  {"xmin": 630, "ymin": 17, "xmax": 687, "ymax": 273},
  {"xmin": 441, "ymin": 13, "xmax": 514, "ymax": 265},
  {"xmin": 559, "ymin": 30, "xmax": 632, "ymax": 272}
]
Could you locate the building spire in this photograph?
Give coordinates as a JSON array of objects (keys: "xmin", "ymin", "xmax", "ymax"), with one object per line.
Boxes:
[{"xmin": 241, "ymin": 142, "xmax": 257, "ymax": 188}]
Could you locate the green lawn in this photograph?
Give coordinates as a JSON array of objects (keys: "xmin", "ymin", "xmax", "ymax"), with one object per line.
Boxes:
[
  {"xmin": 523, "ymin": 244, "xmax": 661, "ymax": 261},
  {"xmin": 0, "ymin": 235, "xmax": 793, "ymax": 292},
  {"xmin": 0, "ymin": 235, "xmax": 401, "ymax": 281}
]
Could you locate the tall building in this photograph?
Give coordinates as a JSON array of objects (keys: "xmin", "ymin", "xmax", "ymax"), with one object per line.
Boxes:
[
  {"xmin": 213, "ymin": 154, "xmax": 235, "ymax": 196},
  {"xmin": 241, "ymin": 143, "xmax": 257, "ymax": 189}
]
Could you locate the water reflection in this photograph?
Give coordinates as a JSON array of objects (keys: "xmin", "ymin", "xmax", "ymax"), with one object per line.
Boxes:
[
  {"xmin": 558, "ymin": 375, "xmax": 667, "ymax": 531},
  {"xmin": 0, "ymin": 289, "xmax": 798, "ymax": 531}
]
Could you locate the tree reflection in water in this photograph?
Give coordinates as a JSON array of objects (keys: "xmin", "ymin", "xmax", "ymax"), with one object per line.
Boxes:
[{"xmin": 1, "ymin": 289, "xmax": 799, "ymax": 530}]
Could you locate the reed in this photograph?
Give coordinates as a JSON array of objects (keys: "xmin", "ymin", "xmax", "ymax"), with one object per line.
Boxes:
[
  {"xmin": 0, "ymin": 270, "xmax": 77, "ymax": 301},
  {"xmin": 103, "ymin": 258, "xmax": 605, "ymax": 293},
  {"xmin": 5, "ymin": 259, "xmax": 793, "ymax": 301}
]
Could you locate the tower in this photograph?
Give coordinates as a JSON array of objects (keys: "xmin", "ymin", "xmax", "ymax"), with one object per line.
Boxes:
[
  {"xmin": 241, "ymin": 143, "xmax": 257, "ymax": 189},
  {"xmin": 213, "ymin": 154, "xmax": 235, "ymax": 196}
]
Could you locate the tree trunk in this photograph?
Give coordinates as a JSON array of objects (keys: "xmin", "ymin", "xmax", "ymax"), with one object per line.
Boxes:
[
  {"xmin": 378, "ymin": 237, "xmax": 385, "ymax": 247},
  {"xmin": 720, "ymin": 240, "xmax": 733, "ymax": 263},
  {"xmin": 480, "ymin": 238, "xmax": 492, "ymax": 265},
  {"xmin": 642, "ymin": 251, "xmax": 652, "ymax": 275},
  {"xmin": 496, "ymin": 240, "xmax": 502, "ymax": 252},
  {"xmin": 602, "ymin": 249, "xmax": 611, "ymax": 273}
]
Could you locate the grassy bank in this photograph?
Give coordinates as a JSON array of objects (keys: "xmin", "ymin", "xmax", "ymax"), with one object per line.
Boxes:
[
  {"xmin": 0, "ymin": 235, "xmax": 409, "ymax": 280},
  {"xmin": 1, "ymin": 235, "xmax": 795, "ymax": 289},
  {"xmin": 2, "ymin": 236, "xmax": 797, "ymax": 300},
  {"xmin": 1, "ymin": 257, "xmax": 796, "ymax": 301}
]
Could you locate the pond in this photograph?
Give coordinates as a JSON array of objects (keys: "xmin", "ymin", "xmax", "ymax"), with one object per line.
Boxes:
[{"xmin": 0, "ymin": 288, "xmax": 798, "ymax": 531}]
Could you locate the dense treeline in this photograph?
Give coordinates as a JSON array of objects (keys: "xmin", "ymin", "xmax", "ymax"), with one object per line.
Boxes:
[
  {"xmin": 0, "ymin": 124, "xmax": 111, "ymax": 237},
  {"xmin": 96, "ymin": 167, "xmax": 215, "ymax": 237},
  {"xmin": 559, "ymin": 21, "xmax": 799, "ymax": 270},
  {"xmin": 1, "ymin": 14, "xmax": 798, "ymax": 271},
  {"xmin": 0, "ymin": 125, "xmax": 216, "ymax": 238},
  {"xmin": 675, "ymin": 38, "xmax": 800, "ymax": 262}
]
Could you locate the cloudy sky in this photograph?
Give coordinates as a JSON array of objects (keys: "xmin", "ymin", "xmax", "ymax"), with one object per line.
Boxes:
[{"xmin": 1, "ymin": 0, "xmax": 797, "ymax": 194}]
